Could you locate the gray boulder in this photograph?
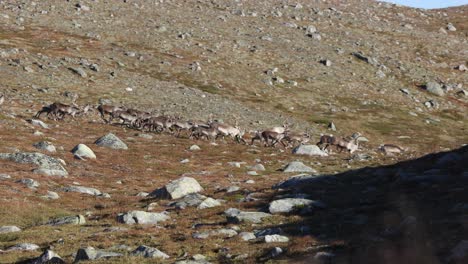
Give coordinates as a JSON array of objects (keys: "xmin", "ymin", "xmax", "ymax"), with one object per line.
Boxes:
[
  {"xmin": 117, "ymin": 210, "xmax": 170, "ymax": 225},
  {"xmin": 225, "ymin": 208, "xmax": 272, "ymax": 224},
  {"xmin": 283, "ymin": 161, "xmax": 316, "ymax": 173},
  {"xmin": 17, "ymin": 178, "xmax": 40, "ymax": 188},
  {"xmin": 168, "ymin": 193, "xmax": 206, "ymax": 209},
  {"xmin": 193, "ymin": 228, "xmax": 238, "ymax": 239},
  {"xmin": 425, "ymin": 82, "xmax": 444, "ymax": 96},
  {"xmin": 197, "ymin": 197, "xmax": 222, "ymax": 209},
  {"xmin": 42, "ymin": 191, "xmax": 60, "ymax": 200},
  {"xmin": 265, "ymin": 235, "xmax": 289, "ymax": 243},
  {"xmin": 292, "ymin": 145, "xmax": 328, "ymax": 157},
  {"xmin": 239, "ymin": 232, "xmax": 256, "ymax": 241},
  {"xmin": 131, "ymin": 245, "xmax": 169, "ymax": 259},
  {"xmin": 7, "ymin": 243, "xmax": 40, "ymax": 251},
  {"xmin": 30, "ymin": 250, "xmax": 65, "ymax": 264},
  {"xmin": 72, "ymin": 144, "xmax": 96, "ymax": 159},
  {"xmin": 249, "ymin": 164, "xmax": 266, "ymax": 171},
  {"xmin": 33, "ymin": 141, "xmax": 56, "ymax": 153},
  {"xmin": 0, "ymin": 152, "xmax": 67, "ymax": 177},
  {"xmin": 269, "ymin": 198, "xmax": 322, "ymax": 214},
  {"xmin": 47, "ymin": 215, "xmax": 86, "ymax": 226},
  {"xmin": 149, "ymin": 177, "xmax": 203, "ymax": 200},
  {"xmin": 95, "ymin": 133, "xmax": 128, "ymax": 150},
  {"xmin": 62, "ymin": 185, "xmax": 102, "ymax": 196},
  {"xmin": 74, "ymin": 247, "xmax": 123, "ymax": 262},
  {"xmin": 0, "ymin": 225, "xmax": 21, "ymax": 234}
]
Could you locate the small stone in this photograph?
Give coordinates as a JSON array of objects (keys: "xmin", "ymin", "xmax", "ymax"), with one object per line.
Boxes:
[
  {"xmin": 249, "ymin": 164, "xmax": 265, "ymax": 171},
  {"xmin": 8, "ymin": 243, "xmax": 40, "ymax": 251},
  {"xmin": 269, "ymin": 198, "xmax": 322, "ymax": 214},
  {"xmin": 69, "ymin": 67, "xmax": 87, "ymax": 77},
  {"xmin": 247, "ymin": 171, "xmax": 258, "ymax": 176},
  {"xmin": 293, "ymin": 145, "xmax": 328, "ymax": 157},
  {"xmin": 189, "ymin": 145, "xmax": 201, "ymax": 151},
  {"xmin": 62, "ymin": 185, "xmax": 102, "ymax": 196},
  {"xmin": 30, "ymin": 250, "xmax": 65, "ymax": 264},
  {"xmin": 74, "ymin": 247, "xmax": 122, "ymax": 262},
  {"xmin": 226, "ymin": 186, "xmax": 241, "ymax": 193},
  {"xmin": 447, "ymin": 23, "xmax": 457, "ymax": 31},
  {"xmin": 225, "ymin": 208, "xmax": 271, "ymax": 224},
  {"xmin": 29, "ymin": 119, "xmax": 49, "ymax": 129}
]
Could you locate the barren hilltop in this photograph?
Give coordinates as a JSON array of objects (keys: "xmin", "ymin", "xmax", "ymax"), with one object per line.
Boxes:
[{"xmin": 0, "ymin": 1, "xmax": 467, "ymax": 263}]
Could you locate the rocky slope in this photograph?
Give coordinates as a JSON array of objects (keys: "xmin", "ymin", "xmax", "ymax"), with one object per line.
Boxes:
[{"xmin": 0, "ymin": 0, "xmax": 467, "ymax": 263}]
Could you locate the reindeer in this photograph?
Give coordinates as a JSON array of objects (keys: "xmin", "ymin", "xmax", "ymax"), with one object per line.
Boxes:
[
  {"xmin": 282, "ymin": 130, "xmax": 311, "ymax": 148},
  {"xmin": 191, "ymin": 126, "xmax": 218, "ymax": 141},
  {"xmin": 317, "ymin": 134, "xmax": 361, "ymax": 154},
  {"xmin": 110, "ymin": 109, "xmax": 138, "ymax": 127},
  {"xmin": 171, "ymin": 120, "xmax": 194, "ymax": 137},
  {"xmin": 97, "ymin": 104, "xmax": 126, "ymax": 123},
  {"xmin": 269, "ymin": 121, "xmax": 290, "ymax": 134},
  {"xmin": 261, "ymin": 130, "xmax": 286, "ymax": 147},
  {"xmin": 35, "ymin": 102, "xmax": 81, "ymax": 120},
  {"xmin": 211, "ymin": 121, "xmax": 245, "ymax": 143}
]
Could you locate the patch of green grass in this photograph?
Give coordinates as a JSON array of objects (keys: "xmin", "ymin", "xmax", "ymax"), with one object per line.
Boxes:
[{"xmin": 364, "ymin": 121, "xmax": 395, "ymax": 136}]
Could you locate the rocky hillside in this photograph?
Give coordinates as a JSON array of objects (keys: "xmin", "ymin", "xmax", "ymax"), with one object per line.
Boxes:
[{"xmin": 0, "ymin": 0, "xmax": 467, "ymax": 263}]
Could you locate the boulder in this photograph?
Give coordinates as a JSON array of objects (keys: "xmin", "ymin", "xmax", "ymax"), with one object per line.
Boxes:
[
  {"xmin": 0, "ymin": 152, "xmax": 67, "ymax": 177},
  {"xmin": 33, "ymin": 141, "xmax": 56, "ymax": 153},
  {"xmin": 283, "ymin": 161, "xmax": 316, "ymax": 173},
  {"xmin": 269, "ymin": 198, "xmax": 323, "ymax": 214},
  {"xmin": 425, "ymin": 82, "xmax": 444, "ymax": 96},
  {"xmin": 168, "ymin": 193, "xmax": 206, "ymax": 209},
  {"xmin": 225, "ymin": 208, "xmax": 272, "ymax": 224},
  {"xmin": 72, "ymin": 144, "xmax": 96, "ymax": 159},
  {"xmin": 149, "ymin": 177, "xmax": 203, "ymax": 200},
  {"xmin": 117, "ymin": 210, "xmax": 170, "ymax": 225},
  {"xmin": 239, "ymin": 232, "xmax": 256, "ymax": 241},
  {"xmin": 0, "ymin": 226, "xmax": 21, "ymax": 234},
  {"xmin": 43, "ymin": 191, "xmax": 60, "ymax": 200},
  {"xmin": 74, "ymin": 247, "xmax": 123, "ymax": 262},
  {"xmin": 62, "ymin": 186, "xmax": 102, "ymax": 196},
  {"xmin": 7, "ymin": 243, "xmax": 40, "ymax": 251},
  {"xmin": 131, "ymin": 245, "xmax": 169, "ymax": 259},
  {"xmin": 47, "ymin": 215, "xmax": 86, "ymax": 226},
  {"xmin": 16, "ymin": 178, "xmax": 40, "ymax": 188},
  {"xmin": 265, "ymin": 235, "xmax": 289, "ymax": 243},
  {"xmin": 249, "ymin": 164, "xmax": 266, "ymax": 171},
  {"xmin": 95, "ymin": 133, "xmax": 128, "ymax": 150},
  {"xmin": 197, "ymin": 197, "xmax": 222, "ymax": 209},
  {"xmin": 292, "ymin": 145, "xmax": 328, "ymax": 156}
]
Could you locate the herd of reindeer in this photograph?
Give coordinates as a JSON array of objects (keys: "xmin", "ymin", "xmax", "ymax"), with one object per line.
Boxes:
[{"xmin": 33, "ymin": 101, "xmax": 396, "ymax": 154}]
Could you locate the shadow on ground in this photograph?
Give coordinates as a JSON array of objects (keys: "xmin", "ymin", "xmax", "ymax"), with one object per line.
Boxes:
[{"xmin": 259, "ymin": 146, "xmax": 468, "ymax": 264}]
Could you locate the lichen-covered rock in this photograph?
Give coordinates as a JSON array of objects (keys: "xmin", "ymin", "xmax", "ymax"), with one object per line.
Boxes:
[
  {"xmin": 72, "ymin": 144, "xmax": 96, "ymax": 159},
  {"xmin": 95, "ymin": 133, "xmax": 128, "ymax": 150},
  {"xmin": 117, "ymin": 210, "xmax": 170, "ymax": 225},
  {"xmin": 149, "ymin": 177, "xmax": 203, "ymax": 200},
  {"xmin": 131, "ymin": 245, "xmax": 169, "ymax": 259},
  {"xmin": 0, "ymin": 152, "xmax": 68, "ymax": 177}
]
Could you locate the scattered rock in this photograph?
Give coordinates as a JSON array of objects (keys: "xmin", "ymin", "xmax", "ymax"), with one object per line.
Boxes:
[
  {"xmin": 168, "ymin": 193, "xmax": 207, "ymax": 209},
  {"xmin": 29, "ymin": 119, "xmax": 49, "ymax": 129},
  {"xmin": 249, "ymin": 164, "xmax": 265, "ymax": 171},
  {"xmin": 131, "ymin": 245, "xmax": 170, "ymax": 259},
  {"xmin": 69, "ymin": 67, "xmax": 87, "ymax": 77},
  {"xmin": 74, "ymin": 247, "xmax": 123, "ymax": 262},
  {"xmin": 197, "ymin": 197, "xmax": 222, "ymax": 209},
  {"xmin": 33, "ymin": 141, "xmax": 56, "ymax": 153},
  {"xmin": 43, "ymin": 191, "xmax": 60, "ymax": 200},
  {"xmin": 265, "ymin": 235, "xmax": 289, "ymax": 243},
  {"xmin": 425, "ymin": 82, "xmax": 444, "ymax": 96},
  {"xmin": 16, "ymin": 178, "xmax": 40, "ymax": 188},
  {"xmin": 447, "ymin": 23, "xmax": 457, "ymax": 31},
  {"xmin": 117, "ymin": 210, "xmax": 170, "ymax": 225},
  {"xmin": 239, "ymin": 232, "xmax": 256, "ymax": 241},
  {"xmin": 283, "ymin": 161, "xmax": 316, "ymax": 173},
  {"xmin": 149, "ymin": 177, "xmax": 203, "ymax": 200},
  {"xmin": 226, "ymin": 186, "xmax": 241, "ymax": 193},
  {"xmin": 0, "ymin": 226, "xmax": 21, "ymax": 234},
  {"xmin": 62, "ymin": 185, "xmax": 103, "ymax": 196},
  {"xmin": 7, "ymin": 243, "xmax": 40, "ymax": 251},
  {"xmin": 95, "ymin": 133, "xmax": 128, "ymax": 150},
  {"xmin": 225, "ymin": 208, "xmax": 271, "ymax": 224},
  {"xmin": 293, "ymin": 145, "xmax": 328, "ymax": 157},
  {"xmin": 72, "ymin": 144, "xmax": 96, "ymax": 159},
  {"xmin": 269, "ymin": 198, "xmax": 323, "ymax": 214},
  {"xmin": 47, "ymin": 215, "xmax": 86, "ymax": 226},
  {"xmin": 189, "ymin": 145, "xmax": 201, "ymax": 151},
  {"xmin": 0, "ymin": 152, "xmax": 68, "ymax": 177}
]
